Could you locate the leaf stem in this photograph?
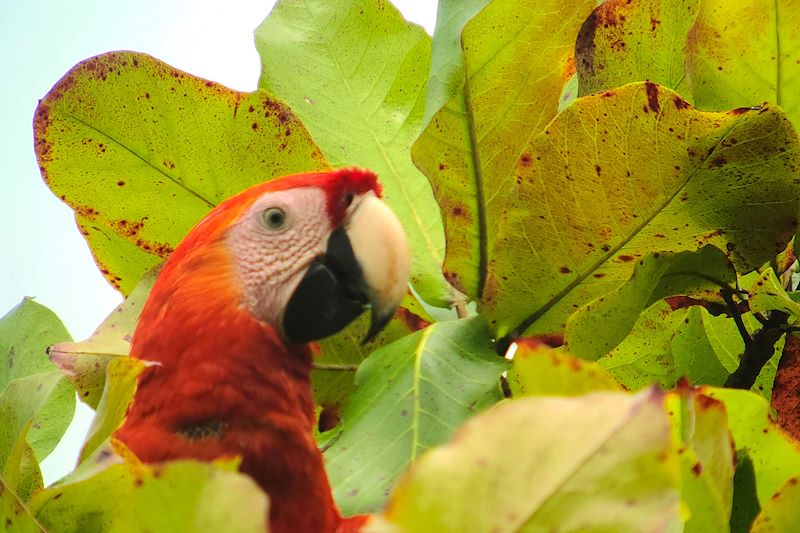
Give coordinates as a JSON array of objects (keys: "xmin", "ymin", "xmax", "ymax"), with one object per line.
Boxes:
[{"xmin": 312, "ymin": 363, "xmax": 359, "ymax": 371}]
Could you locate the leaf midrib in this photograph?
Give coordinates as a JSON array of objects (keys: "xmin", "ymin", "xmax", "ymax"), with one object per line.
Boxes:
[{"xmin": 509, "ymin": 110, "xmax": 748, "ymax": 339}]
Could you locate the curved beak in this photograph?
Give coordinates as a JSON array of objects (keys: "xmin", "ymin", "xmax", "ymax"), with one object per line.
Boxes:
[{"xmin": 282, "ymin": 192, "xmax": 410, "ymax": 344}]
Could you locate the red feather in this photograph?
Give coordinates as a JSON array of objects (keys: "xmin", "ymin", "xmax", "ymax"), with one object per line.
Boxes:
[{"xmin": 116, "ymin": 169, "xmax": 376, "ymax": 532}]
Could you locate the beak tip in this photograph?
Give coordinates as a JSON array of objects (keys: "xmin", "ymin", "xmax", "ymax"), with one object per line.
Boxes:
[{"xmin": 362, "ymin": 306, "xmax": 395, "ymax": 344}]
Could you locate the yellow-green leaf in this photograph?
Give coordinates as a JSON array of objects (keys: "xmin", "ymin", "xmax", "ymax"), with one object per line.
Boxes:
[
  {"xmin": 576, "ymin": 0, "xmax": 698, "ymax": 97},
  {"xmin": 483, "ymin": 83, "xmax": 799, "ymax": 340},
  {"xmin": 508, "ymin": 339, "xmax": 621, "ymax": 396},
  {"xmin": 686, "ymin": 0, "xmax": 800, "ymax": 128},
  {"xmin": 377, "ymin": 388, "xmax": 680, "ymax": 533},
  {"xmin": 412, "ymin": 0, "xmax": 596, "ymax": 300},
  {"xmin": 35, "ymin": 51, "xmax": 327, "ymax": 293},
  {"xmin": 751, "ymin": 476, "xmax": 800, "ymax": 532}
]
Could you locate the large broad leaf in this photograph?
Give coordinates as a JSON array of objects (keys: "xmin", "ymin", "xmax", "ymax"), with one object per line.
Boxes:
[
  {"xmin": 34, "ymin": 51, "xmax": 327, "ymax": 294},
  {"xmin": 482, "ymin": 82, "xmax": 800, "ymax": 339},
  {"xmin": 412, "ymin": 0, "xmax": 596, "ymax": 301},
  {"xmin": 576, "ymin": 0, "xmax": 698, "ymax": 97},
  {"xmin": 686, "ymin": 0, "xmax": 800, "ymax": 127},
  {"xmin": 373, "ymin": 388, "xmax": 680, "ymax": 533},
  {"xmin": 48, "ymin": 266, "xmax": 157, "ymax": 409},
  {"xmin": 30, "ymin": 459, "xmax": 267, "ymax": 532},
  {"xmin": 750, "ymin": 475, "xmax": 800, "ymax": 532},
  {"xmin": 0, "ymin": 299, "xmax": 75, "ymax": 498},
  {"xmin": 255, "ymin": 0, "xmax": 449, "ymax": 307},
  {"xmin": 707, "ymin": 387, "xmax": 800, "ymax": 506},
  {"xmin": 323, "ymin": 316, "xmax": 507, "ymax": 515}
]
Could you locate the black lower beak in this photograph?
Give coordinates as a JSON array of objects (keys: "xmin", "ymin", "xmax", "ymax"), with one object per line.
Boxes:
[{"xmin": 283, "ymin": 227, "xmax": 370, "ymax": 344}]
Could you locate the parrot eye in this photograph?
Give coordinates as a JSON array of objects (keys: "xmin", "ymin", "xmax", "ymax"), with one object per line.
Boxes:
[
  {"xmin": 344, "ymin": 193, "xmax": 354, "ymax": 207},
  {"xmin": 261, "ymin": 207, "xmax": 288, "ymax": 231}
]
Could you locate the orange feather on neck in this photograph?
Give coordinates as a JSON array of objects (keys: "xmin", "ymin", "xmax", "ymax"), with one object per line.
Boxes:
[{"xmin": 116, "ymin": 222, "xmax": 340, "ymax": 533}]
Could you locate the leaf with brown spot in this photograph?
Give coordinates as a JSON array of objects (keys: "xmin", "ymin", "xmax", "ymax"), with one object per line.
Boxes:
[
  {"xmin": 750, "ymin": 476, "xmax": 800, "ymax": 532},
  {"xmin": 508, "ymin": 338, "xmax": 621, "ymax": 396},
  {"xmin": 34, "ymin": 52, "xmax": 327, "ymax": 295},
  {"xmin": 707, "ymin": 387, "xmax": 800, "ymax": 507},
  {"xmin": 686, "ymin": 0, "xmax": 800, "ymax": 129},
  {"xmin": 665, "ymin": 386, "xmax": 735, "ymax": 531},
  {"xmin": 482, "ymin": 82, "xmax": 800, "ymax": 342},
  {"xmin": 411, "ymin": 0, "xmax": 597, "ymax": 302},
  {"xmin": 576, "ymin": 0, "xmax": 698, "ymax": 98}
]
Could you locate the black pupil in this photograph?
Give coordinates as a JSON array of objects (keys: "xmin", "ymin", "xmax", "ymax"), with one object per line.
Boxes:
[
  {"xmin": 268, "ymin": 210, "xmax": 284, "ymax": 227},
  {"xmin": 345, "ymin": 193, "xmax": 354, "ymax": 206}
]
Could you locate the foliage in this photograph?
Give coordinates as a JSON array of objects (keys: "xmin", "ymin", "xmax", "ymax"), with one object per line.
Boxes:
[{"xmin": 5, "ymin": 0, "xmax": 800, "ymax": 531}]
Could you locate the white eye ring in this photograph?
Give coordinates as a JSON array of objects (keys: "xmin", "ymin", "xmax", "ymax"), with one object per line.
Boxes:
[{"xmin": 261, "ymin": 207, "xmax": 288, "ymax": 231}]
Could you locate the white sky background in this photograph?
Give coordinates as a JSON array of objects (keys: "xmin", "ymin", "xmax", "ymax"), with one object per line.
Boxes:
[{"xmin": 0, "ymin": 0, "xmax": 436, "ymax": 484}]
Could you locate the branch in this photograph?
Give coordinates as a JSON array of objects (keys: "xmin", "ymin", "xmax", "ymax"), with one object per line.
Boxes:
[{"xmin": 724, "ymin": 310, "xmax": 788, "ymax": 389}]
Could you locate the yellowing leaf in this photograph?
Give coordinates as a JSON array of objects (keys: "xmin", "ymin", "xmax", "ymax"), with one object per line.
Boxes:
[
  {"xmin": 509, "ymin": 339, "xmax": 621, "ymax": 396},
  {"xmin": 482, "ymin": 83, "xmax": 799, "ymax": 340},
  {"xmin": 576, "ymin": 0, "xmax": 699, "ymax": 97},
  {"xmin": 686, "ymin": 0, "xmax": 800, "ymax": 128},
  {"xmin": 413, "ymin": 0, "xmax": 596, "ymax": 300},
  {"xmin": 35, "ymin": 51, "xmax": 327, "ymax": 293},
  {"xmin": 377, "ymin": 388, "xmax": 680, "ymax": 533}
]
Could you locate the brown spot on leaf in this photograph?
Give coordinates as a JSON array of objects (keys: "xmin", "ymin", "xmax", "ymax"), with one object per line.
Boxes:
[
  {"xmin": 729, "ymin": 107, "xmax": 750, "ymax": 115},
  {"xmin": 594, "ymin": 164, "xmax": 602, "ymax": 176},
  {"xmin": 691, "ymin": 462, "xmax": 703, "ymax": 476},
  {"xmin": 673, "ymin": 96, "xmax": 690, "ymax": 110},
  {"xmin": 644, "ymin": 82, "xmax": 660, "ymax": 114},
  {"xmin": 617, "ymin": 254, "xmax": 635, "ymax": 262},
  {"xmin": 593, "ymin": 273, "xmax": 606, "ymax": 279},
  {"xmin": 559, "ymin": 266, "xmax": 572, "ymax": 274},
  {"xmin": 520, "ymin": 153, "xmax": 532, "ymax": 166},
  {"xmin": 396, "ymin": 307, "xmax": 431, "ymax": 332},
  {"xmin": 709, "ymin": 156, "xmax": 727, "ymax": 168},
  {"xmin": 117, "ymin": 180, "xmax": 125, "ymax": 186}
]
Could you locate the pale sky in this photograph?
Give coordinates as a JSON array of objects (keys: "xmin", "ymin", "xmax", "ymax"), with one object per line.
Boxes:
[{"xmin": 0, "ymin": 0, "xmax": 436, "ymax": 484}]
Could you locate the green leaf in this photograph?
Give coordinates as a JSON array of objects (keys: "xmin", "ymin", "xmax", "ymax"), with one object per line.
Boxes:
[
  {"xmin": 597, "ymin": 301, "xmax": 730, "ymax": 390},
  {"xmin": 748, "ymin": 268, "xmax": 800, "ymax": 319},
  {"xmin": 508, "ymin": 339, "xmax": 621, "ymax": 396},
  {"xmin": 255, "ymin": 0, "xmax": 449, "ymax": 306},
  {"xmin": 48, "ymin": 267, "xmax": 157, "ymax": 409},
  {"xmin": 576, "ymin": 0, "xmax": 698, "ymax": 97},
  {"xmin": 686, "ymin": 0, "xmax": 800, "ymax": 128},
  {"xmin": 0, "ymin": 478, "xmax": 42, "ymax": 533},
  {"xmin": 31, "ymin": 460, "xmax": 268, "ymax": 533},
  {"xmin": 0, "ymin": 299, "xmax": 75, "ymax": 488},
  {"xmin": 314, "ymin": 293, "xmax": 432, "ymax": 410},
  {"xmin": 35, "ymin": 51, "xmax": 327, "ymax": 294},
  {"xmin": 666, "ymin": 388, "xmax": 734, "ymax": 532},
  {"xmin": 482, "ymin": 82, "xmax": 800, "ymax": 340},
  {"xmin": 567, "ymin": 246, "xmax": 735, "ymax": 359},
  {"xmin": 323, "ymin": 316, "xmax": 507, "ymax": 515},
  {"xmin": 79, "ymin": 358, "xmax": 145, "ymax": 463},
  {"xmin": 412, "ymin": 0, "xmax": 596, "ymax": 301},
  {"xmin": 706, "ymin": 387, "xmax": 800, "ymax": 505},
  {"xmin": 750, "ymin": 475, "xmax": 800, "ymax": 532},
  {"xmin": 703, "ymin": 311, "xmax": 783, "ymax": 400},
  {"xmin": 422, "ymin": 0, "xmax": 492, "ymax": 126},
  {"xmin": 378, "ymin": 388, "xmax": 680, "ymax": 533}
]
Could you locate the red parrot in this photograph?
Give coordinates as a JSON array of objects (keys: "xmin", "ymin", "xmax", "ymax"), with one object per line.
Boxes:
[{"xmin": 114, "ymin": 168, "xmax": 409, "ymax": 533}]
